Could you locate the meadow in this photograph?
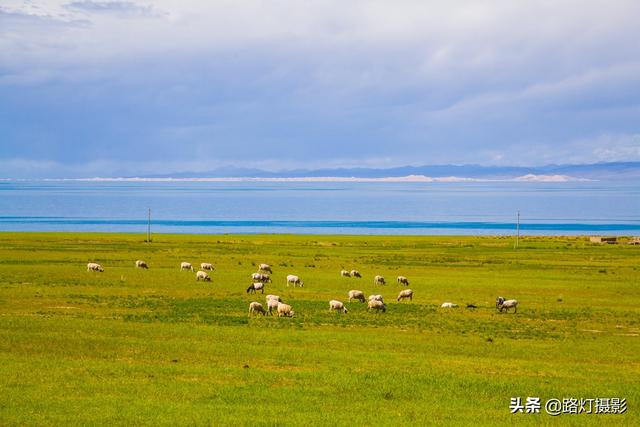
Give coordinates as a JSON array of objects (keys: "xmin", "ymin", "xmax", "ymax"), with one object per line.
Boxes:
[{"xmin": 0, "ymin": 232, "xmax": 638, "ymax": 426}]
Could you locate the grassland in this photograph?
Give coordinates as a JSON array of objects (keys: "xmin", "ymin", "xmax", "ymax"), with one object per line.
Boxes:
[{"xmin": 0, "ymin": 232, "xmax": 638, "ymax": 426}]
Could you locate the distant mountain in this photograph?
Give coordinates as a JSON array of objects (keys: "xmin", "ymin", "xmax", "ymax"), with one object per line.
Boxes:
[{"xmin": 140, "ymin": 162, "xmax": 640, "ymax": 180}]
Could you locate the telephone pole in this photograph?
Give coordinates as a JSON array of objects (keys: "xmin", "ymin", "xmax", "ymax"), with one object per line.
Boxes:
[
  {"xmin": 147, "ymin": 208, "xmax": 152, "ymax": 242},
  {"xmin": 515, "ymin": 210, "xmax": 520, "ymax": 249}
]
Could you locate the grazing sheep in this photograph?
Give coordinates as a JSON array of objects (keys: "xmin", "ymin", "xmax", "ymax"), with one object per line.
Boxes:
[
  {"xmin": 249, "ymin": 302, "xmax": 267, "ymax": 316},
  {"xmin": 277, "ymin": 302, "xmax": 295, "ymax": 317},
  {"xmin": 200, "ymin": 262, "xmax": 214, "ymax": 271},
  {"xmin": 251, "ymin": 273, "xmax": 272, "ymax": 283},
  {"xmin": 246, "ymin": 282, "xmax": 265, "ymax": 294},
  {"xmin": 498, "ymin": 299, "xmax": 518, "ymax": 313},
  {"xmin": 340, "ymin": 270, "xmax": 351, "ymax": 277},
  {"xmin": 373, "ymin": 275, "xmax": 385, "ymax": 285},
  {"xmin": 266, "ymin": 298, "xmax": 280, "ymax": 315},
  {"xmin": 180, "ymin": 262, "xmax": 194, "ymax": 272},
  {"xmin": 368, "ymin": 294, "xmax": 384, "ymax": 303},
  {"xmin": 441, "ymin": 302, "xmax": 458, "ymax": 308},
  {"xmin": 367, "ymin": 299, "xmax": 386, "ymax": 313},
  {"xmin": 397, "ymin": 289, "xmax": 413, "ymax": 301},
  {"xmin": 396, "ymin": 275, "xmax": 409, "ymax": 286},
  {"xmin": 265, "ymin": 294, "xmax": 282, "ymax": 303},
  {"xmin": 196, "ymin": 270, "xmax": 211, "ymax": 281},
  {"xmin": 258, "ymin": 263, "xmax": 273, "ymax": 273},
  {"xmin": 348, "ymin": 290, "xmax": 366, "ymax": 303},
  {"xmin": 350, "ymin": 270, "xmax": 362, "ymax": 278},
  {"xmin": 286, "ymin": 274, "xmax": 303, "ymax": 287},
  {"xmin": 87, "ymin": 262, "xmax": 104, "ymax": 272},
  {"xmin": 135, "ymin": 260, "xmax": 148, "ymax": 269},
  {"xmin": 329, "ymin": 300, "xmax": 348, "ymax": 313}
]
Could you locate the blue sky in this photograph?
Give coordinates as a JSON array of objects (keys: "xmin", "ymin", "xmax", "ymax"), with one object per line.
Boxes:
[{"xmin": 1, "ymin": 0, "xmax": 639, "ymax": 177}]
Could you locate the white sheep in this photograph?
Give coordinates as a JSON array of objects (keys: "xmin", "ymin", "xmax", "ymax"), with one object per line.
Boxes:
[
  {"xmin": 441, "ymin": 302, "xmax": 458, "ymax": 308},
  {"xmin": 498, "ymin": 299, "xmax": 518, "ymax": 313},
  {"xmin": 249, "ymin": 302, "xmax": 267, "ymax": 316},
  {"xmin": 368, "ymin": 294, "xmax": 384, "ymax": 303},
  {"xmin": 180, "ymin": 262, "xmax": 194, "ymax": 272},
  {"xmin": 251, "ymin": 272, "xmax": 272, "ymax": 283},
  {"xmin": 246, "ymin": 282, "xmax": 265, "ymax": 294},
  {"xmin": 135, "ymin": 260, "xmax": 148, "ymax": 269},
  {"xmin": 87, "ymin": 262, "xmax": 104, "ymax": 272},
  {"xmin": 196, "ymin": 270, "xmax": 211, "ymax": 282},
  {"xmin": 277, "ymin": 302, "xmax": 295, "ymax": 317},
  {"xmin": 286, "ymin": 274, "xmax": 303, "ymax": 287},
  {"xmin": 350, "ymin": 270, "xmax": 362, "ymax": 278},
  {"xmin": 340, "ymin": 270, "xmax": 351, "ymax": 277},
  {"xmin": 200, "ymin": 262, "xmax": 214, "ymax": 271},
  {"xmin": 397, "ymin": 275, "xmax": 409, "ymax": 286},
  {"xmin": 373, "ymin": 275, "xmax": 385, "ymax": 285},
  {"xmin": 265, "ymin": 295, "xmax": 282, "ymax": 303},
  {"xmin": 329, "ymin": 300, "xmax": 348, "ymax": 313},
  {"xmin": 367, "ymin": 299, "xmax": 386, "ymax": 312},
  {"xmin": 348, "ymin": 290, "xmax": 366, "ymax": 303},
  {"xmin": 258, "ymin": 263, "xmax": 273, "ymax": 273},
  {"xmin": 397, "ymin": 289, "xmax": 413, "ymax": 301},
  {"xmin": 266, "ymin": 298, "xmax": 280, "ymax": 315}
]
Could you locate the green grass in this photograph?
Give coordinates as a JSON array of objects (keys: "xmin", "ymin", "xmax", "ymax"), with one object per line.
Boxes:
[{"xmin": 0, "ymin": 232, "xmax": 638, "ymax": 426}]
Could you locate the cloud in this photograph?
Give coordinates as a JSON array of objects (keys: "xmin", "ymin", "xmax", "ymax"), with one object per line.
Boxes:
[
  {"xmin": 1, "ymin": 1, "xmax": 639, "ymax": 175},
  {"xmin": 64, "ymin": 1, "xmax": 160, "ymax": 18},
  {"xmin": 577, "ymin": 134, "xmax": 640, "ymax": 163}
]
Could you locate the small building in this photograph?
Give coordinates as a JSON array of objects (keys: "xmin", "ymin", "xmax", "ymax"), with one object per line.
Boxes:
[
  {"xmin": 629, "ymin": 236, "xmax": 640, "ymax": 245},
  {"xmin": 589, "ymin": 236, "xmax": 618, "ymax": 244}
]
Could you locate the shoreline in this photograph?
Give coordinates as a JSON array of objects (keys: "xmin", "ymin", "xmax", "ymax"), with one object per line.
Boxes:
[{"xmin": 0, "ymin": 231, "xmax": 637, "ymax": 240}]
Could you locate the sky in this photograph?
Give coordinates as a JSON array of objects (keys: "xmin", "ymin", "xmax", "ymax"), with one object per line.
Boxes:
[{"xmin": 1, "ymin": 0, "xmax": 640, "ymax": 177}]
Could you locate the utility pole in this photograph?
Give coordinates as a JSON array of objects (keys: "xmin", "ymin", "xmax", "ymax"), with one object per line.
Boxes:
[
  {"xmin": 147, "ymin": 208, "xmax": 152, "ymax": 242},
  {"xmin": 515, "ymin": 210, "xmax": 520, "ymax": 249}
]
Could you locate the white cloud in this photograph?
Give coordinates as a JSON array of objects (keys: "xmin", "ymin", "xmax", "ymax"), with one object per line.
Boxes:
[{"xmin": 576, "ymin": 133, "xmax": 640, "ymax": 163}]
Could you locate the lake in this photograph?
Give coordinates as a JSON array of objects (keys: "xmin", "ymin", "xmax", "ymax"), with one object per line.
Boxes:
[{"xmin": 0, "ymin": 180, "xmax": 638, "ymax": 235}]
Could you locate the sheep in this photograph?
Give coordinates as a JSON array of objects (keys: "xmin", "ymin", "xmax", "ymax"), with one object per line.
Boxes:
[
  {"xmin": 135, "ymin": 260, "xmax": 148, "ymax": 269},
  {"xmin": 498, "ymin": 299, "xmax": 518, "ymax": 313},
  {"xmin": 258, "ymin": 263, "xmax": 272, "ymax": 273},
  {"xmin": 251, "ymin": 273, "xmax": 272, "ymax": 283},
  {"xmin": 340, "ymin": 270, "xmax": 351, "ymax": 277},
  {"xmin": 246, "ymin": 282, "xmax": 265, "ymax": 294},
  {"xmin": 397, "ymin": 289, "xmax": 413, "ymax": 301},
  {"xmin": 441, "ymin": 302, "xmax": 458, "ymax": 308},
  {"xmin": 200, "ymin": 262, "xmax": 214, "ymax": 271},
  {"xmin": 87, "ymin": 262, "xmax": 104, "ymax": 272},
  {"xmin": 249, "ymin": 302, "xmax": 267, "ymax": 316},
  {"xmin": 397, "ymin": 275, "xmax": 409, "ymax": 286},
  {"xmin": 277, "ymin": 302, "xmax": 295, "ymax": 317},
  {"xmin": 367, "ymin": 299, "xmax": 386, "ymax": 313},
  {"xmin": 496, "ymin": 296, "xmax": 505, "ymax": 309},
  {"xmin": 286, "ymin": 274, "xmax": 303, "ymax": 287},
  {"xmin": 329, "ymin": 300, "xmax": 348, "ymax": 313},
  {"xmin": 373, "ymin": 275, "xmax": 385, "ymax": 285},
  {"xmin": 266, "ymin": 298, "xmax": 280, "ymax": 315},
  {"xmin": 180, "ymin": 262, "xmax": 194, "ymax": 272},
  {"xmin": 348, "ymin": 290, "xmax": 366, "ymax": 303},
  {"xmin": 265, "ymin": 295, "xmax": 282, "ymax": 303},
  {"xmin": 196, "ymin": 270, "xmax": 211, "ymax": 282},
  {"xmin": 368, "ymin": 294, "xmax": 384, "ymax": 303},
  {"xmin": 350, "ymin": 270, "xmax": 362, "ymax": 278}
]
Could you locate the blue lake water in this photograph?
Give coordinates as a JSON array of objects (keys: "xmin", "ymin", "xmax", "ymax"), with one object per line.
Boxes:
[{"xmin": 0, "ymin": 180, "xmax": 638, "ymax": 235}]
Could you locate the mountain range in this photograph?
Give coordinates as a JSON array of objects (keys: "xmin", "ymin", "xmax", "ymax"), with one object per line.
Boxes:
[{"xmin": 141, "ymin": 162, "xmax": 640, "ymax": 180}]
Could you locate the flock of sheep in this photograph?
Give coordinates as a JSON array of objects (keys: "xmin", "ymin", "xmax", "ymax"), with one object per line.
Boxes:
[{"xmin": 86, "ymin": 260, "xmax": 519, "ymax": 316}]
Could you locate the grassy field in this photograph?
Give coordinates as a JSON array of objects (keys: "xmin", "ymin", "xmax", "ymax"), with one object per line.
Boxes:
[{"xmin": 0, "ymin": 232, "xmax": 638, "ymax": 426}]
